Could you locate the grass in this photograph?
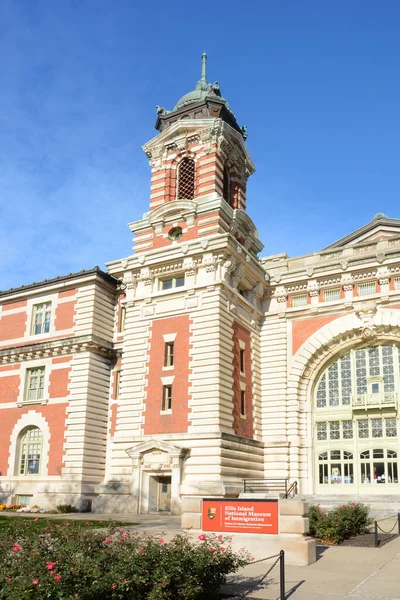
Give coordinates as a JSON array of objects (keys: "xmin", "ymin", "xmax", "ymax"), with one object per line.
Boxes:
[{"xmin": 0, "ymin": 514, "xmax": 129, "ymax": 532}]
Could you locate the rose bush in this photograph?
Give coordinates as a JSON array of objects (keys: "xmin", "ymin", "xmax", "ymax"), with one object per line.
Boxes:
[
  {"xmin": 308, "ymin": 502, "xmax": 372, "ymax": 544},
  {"xmin": 0, "ymin": 520, "xmax": 250, "ymax": 599}
]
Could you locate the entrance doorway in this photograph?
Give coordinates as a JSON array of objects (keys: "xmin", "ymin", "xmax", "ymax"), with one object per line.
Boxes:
[
  {"xmin": 157, "ymin": 476, "xmax": 171, "ymax": 511},
  {"xmin": 149, "ymin": 475, "xmax": 171, "ymax": 512}
]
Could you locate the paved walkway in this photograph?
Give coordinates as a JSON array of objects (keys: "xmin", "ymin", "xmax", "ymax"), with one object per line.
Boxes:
[{"xmin": 222, "ymin": 536, "xmax": 400, "ymax": 600}]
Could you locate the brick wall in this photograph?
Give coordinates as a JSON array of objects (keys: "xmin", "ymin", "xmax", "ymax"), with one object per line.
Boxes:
[
  {"xmin": 292, "ymin": 314, "xmax": 343, "ymax": 355},
  {"xmin": 143, "ymin": 315, "xmax": 191, "ymax": 434}
]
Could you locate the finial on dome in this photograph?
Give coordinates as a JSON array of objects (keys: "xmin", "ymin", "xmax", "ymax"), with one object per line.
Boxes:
[{"xmin": 200, "ymin": 52, "xmax": 207, "ymax": 84}]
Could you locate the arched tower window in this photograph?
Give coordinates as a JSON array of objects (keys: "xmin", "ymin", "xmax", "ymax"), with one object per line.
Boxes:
[
  {"xmin": 223, "ymin": 165, "xmax": 232, "ymax": 206},
  {"xmin": 177, "ymin": 158, "xmax": 195, "ymax": 200},
  {"xmin": 18, "ymin": 427, "xmax": 42, "ymax": 475}
]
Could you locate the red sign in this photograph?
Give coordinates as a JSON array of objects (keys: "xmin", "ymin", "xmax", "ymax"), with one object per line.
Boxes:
[{"xmin": 202, "ymin": 498, "xmax": 279, "ymax": 534}]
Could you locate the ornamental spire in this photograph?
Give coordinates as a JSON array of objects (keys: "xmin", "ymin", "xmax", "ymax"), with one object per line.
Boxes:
[{"xmin": 196, "ymin": 52, "xmax": 209, "ymax": 91}]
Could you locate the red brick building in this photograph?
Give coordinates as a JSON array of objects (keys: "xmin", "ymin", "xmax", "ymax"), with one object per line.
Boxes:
[{"xmin": 1, "ymin": 55, "xmax": 400, "ymax": 514}]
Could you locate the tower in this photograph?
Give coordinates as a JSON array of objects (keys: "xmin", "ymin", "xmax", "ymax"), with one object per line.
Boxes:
[{"xmin": 103, "ymin": 54, "xmax": 267, "ymax": 515}]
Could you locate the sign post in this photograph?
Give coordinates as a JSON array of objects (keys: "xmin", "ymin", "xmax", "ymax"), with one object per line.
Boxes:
[{"xmin": 202, "ymin": 498, "xmax": 279, "ymax": 534}]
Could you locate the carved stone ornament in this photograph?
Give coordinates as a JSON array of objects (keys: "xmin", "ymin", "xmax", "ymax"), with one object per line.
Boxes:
[
  {"xmin": 252, "ymin": 282, "xmax": 264, "ymax": 300},
  {"xmin": 183, "ymin": 259, "xmax": 197, "ymax": 277},
  {"xmin": 139, "ymin": 267, "xmax": 153, "ymax": 286},
  {"xmin": 355, "ymin": 301, "xmax": 378, "ymax": 339},
  {"xmin": 377, "ymin": 267, "xmax": 390, "ymax": 286},
  {"xmin": 223, "ymin": 257, "xmax": 237, "ymax": 274},
  {"xmin": 341, "ymin": 273, "xmax": 354, "ymax": 292},
  {"xmin": 274, "ymin": 285, "xmax": 288, "ymax": 303},
  {"xmin": 307, "ymin": 280, "xmax": 320, "ymax": 298},
  {"xmin": 232, "ymin": 264, "xmax": 245, "ymax": 286}
]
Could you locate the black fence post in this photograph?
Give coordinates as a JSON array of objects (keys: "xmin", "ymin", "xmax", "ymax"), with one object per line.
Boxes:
[
  {"xmin": 280, "ymin": 550, "xmax": 285, "ymax": 600},
  {"xmin": 374, "ymin": 521, "xmax": 379, "ymax": 547}
]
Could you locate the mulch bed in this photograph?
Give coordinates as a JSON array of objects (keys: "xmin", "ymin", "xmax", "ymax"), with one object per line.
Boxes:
[{"xmin": 317, "ymin": 531, "xmax": 399, "ymax": 548}]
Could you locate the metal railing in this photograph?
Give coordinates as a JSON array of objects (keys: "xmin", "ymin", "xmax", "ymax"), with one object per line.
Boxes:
[
  {"xmin": 374, "ymin": 513, "xmax": 400, "ymax": 547},
  {"xmin": 353, "ymin": 392, "xmax": 397, "ymax": 409},
  {"xmin": 243, "ymin": 478, "xmax": 297, "ymax": 497}
]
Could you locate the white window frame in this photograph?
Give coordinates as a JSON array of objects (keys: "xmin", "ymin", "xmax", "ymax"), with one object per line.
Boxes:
[
  {"xmin": 18, "ymin": 427, "xmax": 43, "ymax": 476},
  {"xmin": 25, "ymin": 293, "xmax": 57, "ymax": 340},
  {"xmin": 358, "ymin": 281, "xmax": 377, "ymax": 297},
  {"xmin": 30, "ymin": 302, "xmax": 52, "ymax": 336},
  {"xmin": 323, "ymin": 288, "xmax": 341, "ymax": 302},
  {"xmin": 160, "ymin": 275, "xmax": 185, "ymax": 291},
  {"xmin": 161, "ymin": 375, "xmax": 174, "ymax": 413},
  {"xmin": 17, "ymin": 358, "xmax": 51, "ymax": 407},
  {"xmin": 291, "ymin": 293, "xmax": 308, "ymax": 307}
]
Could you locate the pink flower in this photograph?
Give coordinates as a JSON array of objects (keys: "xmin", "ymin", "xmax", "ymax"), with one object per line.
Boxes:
[
  {"xmin": 32, "ymin": 580, "xmax": 39, "ymax": 585},
  {"xmin": 198, "ymin": 534, "xmax": 206, "ymax": 540},
  {"xmin": 34, "ymin": 517, "xmax": 39, "ymax": 522},
  {"xmin": 159, "ymin": 539, "xmax": 164, "ymax": 544},
  {"xmin": 7, "ymin": 578, "xmax": 12, "ymax": 583},
  {"xmin": 46, "ymin": 562, "xmax": 55, "ymax": 570},
  {"xmin": 111, "ymin": 583, "xmax": 117, "ymax": 590},
  {"xmin": 65, "ymin": 522, "xmax": 70, "ymax": 527},
  {"xmin": 209, "ymin": 548, "xmax": 215, "ymax": 553},
  {"xmin": 120, "ymin": 528, "xmax": 125, "ymax": 533},
  {"xmin": 217, "ymin": 535, "xmax": 223, "ymax": 540},
  {"xmin": 220, "ymin": 547, "xmax": 226, "ymax": 552},
  {"xmin": 122, "ymin": 533, "xmax": 129, "ymax": 539},
  {"xmin": 105, "ymin": 537, "xmax": 111, "ymax": 543},
  {"xmin": 86, "ymin": 522, "xmax": 92, "ymax": 526},
  {"xmin": 251, "ymin": 557, "xmax": 255, "ymax": 561},
  {"xmin": 54, "ymin": 574, "xmax": 61, "ymax": 581},
  {"xmin": 50, "ymin": 570, "xmax": 55, "ymax": 575},
  {"xmin": 12, "ymin": 545, "xmax": 21, "ymax": 552}
]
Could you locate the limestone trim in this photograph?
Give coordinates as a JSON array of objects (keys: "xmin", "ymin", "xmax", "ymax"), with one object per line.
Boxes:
[{"xmin": 0, "ymin": 334, "xmax": 116, "ymax": 364}]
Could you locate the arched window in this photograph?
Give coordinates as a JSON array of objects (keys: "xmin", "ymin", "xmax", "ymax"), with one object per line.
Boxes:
[
  {"xmin": 360, "ymin": 449, "xmax": 398, "ymax": 484},
  {"xmin": 18, "ymin": 427, "xmax": 42, "ymax": 475},
  {"xmin": 177, "ymin": 158, "xmax": 195, "ymax": 200},
  {"xmin": 316, "ymin": 344, "xmax": 400, "ymax": 410}
]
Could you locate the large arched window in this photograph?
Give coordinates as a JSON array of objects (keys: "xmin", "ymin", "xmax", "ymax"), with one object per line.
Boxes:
[
  {"xmin": 18, "ymin": 427, "xmax": 42, "ymax": 475},
  {"xmin": 316, "ymin": 344, "xmax": 400, "ymax": 409},
  {"xmin": 177, "ymin": 158, "xmax": 195, "ymax": 200}
]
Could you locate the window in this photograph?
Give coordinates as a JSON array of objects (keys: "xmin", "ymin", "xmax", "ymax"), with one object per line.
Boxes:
[
  {"xmin": 394, "ymin": 278, "xmax": 400, "ymax": 290},
  {"xmin": 17, "ymin": 495, "xmax": 33, "ymax": 505},
  {"xmin": 318, "ymin": 450, "xmax": 354, "ymax": 485},
  {"xmin": 317, "ymin": 422, "xmax": 327, "ymax": 441},
  {"xmin": 323, "ymin": 288, "xmax": 340, "ymax": 302},
  {"xmin": 25, "ymin": 368, "xmax": 45, "ymax": 402},
  {"xmin": 240, "ymin": 390, "xmax": 246, "ymax": 416},
  {"xmin": 316, "ymin": 344, "xmax": 400, "ymax": 410},
  {"xmin": 161, "ymin": 276, "xmax": 185, "ymax": 290},
  {"xmin": 177, "ymin": 158, "xmax": 195, "ymax": 200},
  {"xmin": 19, "ymin": 427, "xmax": 42, "ymax": 475},
  {"xmin": 291, "ymin": 294, "xmax": 307, "ymax": 307},
  {"xmin": 119, "ymin": 305, "xmax": 126, "ymax": 333},
  {"xmin": 386, "ymin": 418, "xmax": 397, "ymax": 437},
  {"xmin": 115, "ymin": 371, "xmax": 121, "ymax": 399},
  {"xmin": 358, "ymin": 419, "xmax": 369, "ymax": 438},
  {"xmin": 168, "ymin": 227, "xmax": 183, "ymax": 241},
  {"xmin": 342, "ymin": 420, "xmax": 353, "ymax": 439},
  {"xmin": 31, "ymin": 302, "xmax": 51, "ymax": 335},
  {"xmin": 358, "ymin": 282, "xmax": 376, "ymax": 296},
  {"xmin": 165, "ymin": 342, "xmax": 174, "ymax": 367},
  {"xmin": 223, "ymin": 166, "xmax": 232, "ymax": 206},
  {"xmin": 162, "ymin": 385, "xmax": 172, "ymax": 412},
  {"xmin": 329, "ymin": 421, "xmax": 340, "ymax": 440},
  {"xmin": 239, "ymin": 349, "xmax": 245, "ymax": 373},
  {"xmin": 360, "ymin": 449, "xmax": 398, "ymax": 484}
]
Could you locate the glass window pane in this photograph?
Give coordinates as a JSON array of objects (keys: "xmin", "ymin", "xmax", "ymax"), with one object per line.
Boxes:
[
  {"xmin": 317, "ymin": 422, "xmax": 327, "ymax": 441},
  {"xmin": 358, "ymin": 419, "xmax": 369, "ymax": 438},
  {"xmin": 162, "ymin": 279, "xmax": 173, "ymax": 290},
  {"xmin": 342, "ymin": 421, "xmax": 353, "ymax": 439},
  {"xmin": 371, "ymin": 419, "xmax": 383, "ymax": 438},
  {"xmin": 344, "ymin": 463, "xmax": 354, "ymax": 484},
  {"xmin": 330, "ymin": 450, "xmax": 341, "ymax": 460},
  {"xmin": 330, "ymin": 464, "xmax": 342, "ymax": 484},
  {"xmin": 175, "ymin": 277, "xmax": 185, "ymax": 287},
  {"xmin": 361, "ymin": 462, "xmax": 371, "ymax": 483},
  {"xmin": 386, "ymin": 418, "xmax": 397, "ymax": 437},
  {"xmin": 373, "ymin": 449, "xmax": 384, "ymax": 458},
  {"xmin": 329, "ymin": 421, "xmax": 340, "ymax": 439},
  {"xmin": 319, "ymin": 463, "xmax": 328, "ymax": 484}
]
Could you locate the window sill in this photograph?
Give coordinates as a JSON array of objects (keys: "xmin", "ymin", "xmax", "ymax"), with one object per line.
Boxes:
[
  {"xmin": 240, "ymin": 414, "xmax": 247, "ymax": 420},
  {"xmin": 17, "ymin": 399, "xmax": 48, "ymax": 408},
  {"xmin": 162, "ymin": 366, "xmax": 174, "ymax": 371},
  {"xmin": 160, "ymin": 410, "xmax": 172, "ymax": 415}
]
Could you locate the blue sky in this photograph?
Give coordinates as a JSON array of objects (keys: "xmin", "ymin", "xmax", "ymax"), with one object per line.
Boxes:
[{"xmin": 1, "ymin": 1, "xmax": 400, "ymax": 290}]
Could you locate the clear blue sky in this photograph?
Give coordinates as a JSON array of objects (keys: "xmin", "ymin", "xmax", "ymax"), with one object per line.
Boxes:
[{"xmin": 1, "ymin": 1, "xmax": 399, "ymax": 290}]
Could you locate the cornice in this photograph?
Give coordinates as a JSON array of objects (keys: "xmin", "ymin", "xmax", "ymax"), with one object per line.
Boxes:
[{"xmin": 0, "ymin": 334, "xmax": 117, "ymax": 364}]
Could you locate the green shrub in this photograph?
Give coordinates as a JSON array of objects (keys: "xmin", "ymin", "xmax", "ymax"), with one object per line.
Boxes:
[
  {"xmin": 56, "ymin": 504, "xmax": 77, "ymax": 513},
  {"xmin": 308, "ymin": 502, "xmax": 372, "ymax": 544},
  {"xmin": 0, "ymin": 520, "xmax": 250, "ymax": 599}
]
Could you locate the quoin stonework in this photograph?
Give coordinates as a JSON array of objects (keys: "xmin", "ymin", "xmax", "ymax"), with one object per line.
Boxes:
[{"xmin": 2, "ymin": 55, "xmax": 400, "ymax": 514}]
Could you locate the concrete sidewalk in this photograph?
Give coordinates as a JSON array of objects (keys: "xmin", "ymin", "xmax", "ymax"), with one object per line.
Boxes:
[{"xmin": 222, "ymin": 536, "xmax": 400, "ymax": 599}]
